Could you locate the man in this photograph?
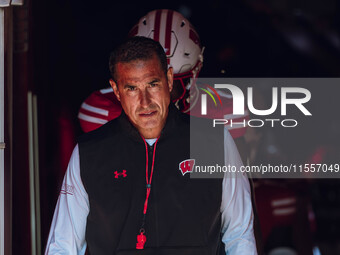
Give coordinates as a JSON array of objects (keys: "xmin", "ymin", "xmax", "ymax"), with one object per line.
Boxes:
[
  {"xmin": 45, "ymin": 36, "xmax": 256, "ymax": 254},
  {"xmin": 76, "ymin": 10, "xmax": 260, "ymax": 252}
]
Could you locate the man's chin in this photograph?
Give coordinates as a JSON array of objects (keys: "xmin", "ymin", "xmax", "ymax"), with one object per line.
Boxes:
[
  {"xmin": 135, "ymin": 118, "xmax": 162, "ymax": 131},
  {"xmin": 139, "ymin": 121, "xmax": 159, "ymax": 130}
]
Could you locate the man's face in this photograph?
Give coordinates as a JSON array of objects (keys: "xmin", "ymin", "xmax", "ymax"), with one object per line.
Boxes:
[{"xmin": 110, "ymin": 54, "xmax": 173, "ymax": 139}]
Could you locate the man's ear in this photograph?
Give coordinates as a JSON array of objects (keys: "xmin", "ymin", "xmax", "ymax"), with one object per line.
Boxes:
[
  {"xmin": 167, "ymin": 67, "xmax": 174, "ymax": 93},
  {"xmin": 109, "ymin": 79, "xmax": 120, "ymax": 101}
]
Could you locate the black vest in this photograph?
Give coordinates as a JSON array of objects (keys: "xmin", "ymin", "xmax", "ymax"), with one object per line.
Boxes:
[{"xmin": 78, "ymin": 105, "xmax": 225, "ymax": 255}]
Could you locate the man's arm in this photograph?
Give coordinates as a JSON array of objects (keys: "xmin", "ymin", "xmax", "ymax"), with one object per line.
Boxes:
[
  {"xmin": 221, "ymin": 128, "xmax": 257, "ymax": 254},
  {"xmin": 44, "ymin": 145, "xmax": 89, "ymax": 255}
]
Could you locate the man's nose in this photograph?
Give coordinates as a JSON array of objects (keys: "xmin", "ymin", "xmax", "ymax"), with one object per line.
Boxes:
[{"xmin": 139, "ymin": 89, "xmax": 151, "ymax": 107}]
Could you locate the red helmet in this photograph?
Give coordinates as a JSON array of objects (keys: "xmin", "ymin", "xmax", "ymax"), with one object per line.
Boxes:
[{"xmin": 129, "ymin": 9, "xmax": 204, "ymax": 111}]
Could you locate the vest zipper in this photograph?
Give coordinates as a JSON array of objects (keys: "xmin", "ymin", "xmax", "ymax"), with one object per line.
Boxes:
[
  {"xmin": 137, "ymin": 137, "xmax": 159, "ymax": 249},
  {"xmin": 148, "ymin": 144, "xmax": 159, "ymax": 247}
]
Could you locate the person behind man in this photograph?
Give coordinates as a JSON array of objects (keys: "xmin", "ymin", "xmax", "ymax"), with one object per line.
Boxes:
[{"xmin": 45, "ymin": 36, "xmax": 256, "ymax": 254}]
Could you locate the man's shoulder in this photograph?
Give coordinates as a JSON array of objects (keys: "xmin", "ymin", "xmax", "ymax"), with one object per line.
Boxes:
[
  {"xmin": 179, "ymin": 111, "xmax": 225, "ymax": 140},
  {"xmin": 170, "ymin": 105, "xmax": 217, "ymax": 132},
  {"xmin": 77, "ymin": 116, "xmax": 121, "ymax": 145}
]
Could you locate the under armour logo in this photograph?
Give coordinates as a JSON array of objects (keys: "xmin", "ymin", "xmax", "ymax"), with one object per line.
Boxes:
[
  {"xmin": 114, "ymin": 170, "xmax": 127, "ymax": 178},
  {"xmin": 179, "ymin": 159, "xmax": 195, "ymax": 176}
]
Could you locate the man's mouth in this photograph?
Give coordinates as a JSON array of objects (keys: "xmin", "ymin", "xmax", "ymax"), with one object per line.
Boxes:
[{"xmin": 139, "ymin": 111, "xmax": 157, "ymax": 117}]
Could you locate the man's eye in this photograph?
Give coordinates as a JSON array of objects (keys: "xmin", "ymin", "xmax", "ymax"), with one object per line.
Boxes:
[
  {"xmin": 149, "ymin": 83, "xmax": 158, "ymax": 88},
  {"xmin": 127, "ymin": 86, "xmax": 136, "ymax": 91}
]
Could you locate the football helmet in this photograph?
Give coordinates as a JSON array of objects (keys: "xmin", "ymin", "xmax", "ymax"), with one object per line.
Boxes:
[{"xmin": 129, "ymin": 9, "xmax": 204, "ymax": 111}]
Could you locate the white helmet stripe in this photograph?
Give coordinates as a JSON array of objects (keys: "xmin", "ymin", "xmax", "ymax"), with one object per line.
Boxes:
[
  {"xmin": 158, "ymin": 10, "xmax": 167, "ymax": 55},
  {"xmin": 165, "ymin": 10, "xmax": 174, "ymax": 64}
]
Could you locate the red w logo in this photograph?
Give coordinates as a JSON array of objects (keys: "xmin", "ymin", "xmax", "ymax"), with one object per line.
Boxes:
[
  {"xmin": 179, "ymin": 159, "xmax": 195, "ymax": 176},
  {"xmin": 114, "ymin": 170, "xmax": 127, "ymax": 179}
]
